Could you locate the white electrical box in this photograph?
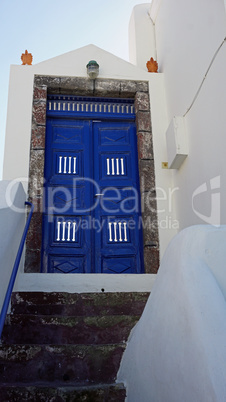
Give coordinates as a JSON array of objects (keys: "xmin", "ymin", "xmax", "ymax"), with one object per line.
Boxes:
[{"xmin": 166, "ymin": 116, "xmax": 188, "ymax": 169}]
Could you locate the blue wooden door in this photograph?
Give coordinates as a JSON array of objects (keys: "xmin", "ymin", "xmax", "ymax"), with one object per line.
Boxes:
[
  {"xmin": 42, "ymin": 119, "xmax": 92, "ymax": 273},
  {"xmin": 93, "ymin": 121, "xmax": 143, "ymax": 273},
  {"xmin": 42, "ymin": 98, "xmax": 144, "ymax": 273}
]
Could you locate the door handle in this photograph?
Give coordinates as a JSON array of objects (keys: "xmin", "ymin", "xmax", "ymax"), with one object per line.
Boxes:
[{"xmin": 95, "ymin": 193, "xmax": 104, "ymax": 197}]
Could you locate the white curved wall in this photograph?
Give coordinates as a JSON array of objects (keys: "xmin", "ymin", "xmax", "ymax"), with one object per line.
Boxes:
[{"xmin": 118, "ymin": 225, "xmax": 226, "ymax": 401}]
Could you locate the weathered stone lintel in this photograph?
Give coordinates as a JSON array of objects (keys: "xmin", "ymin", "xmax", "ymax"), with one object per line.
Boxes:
[{"xmin": 34, "ymin": 76, "xmax": 149, "ymax": 98}]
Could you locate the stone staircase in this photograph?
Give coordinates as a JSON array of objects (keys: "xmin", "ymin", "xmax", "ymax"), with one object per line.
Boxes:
[{"xmin": 0, "ymin": 291, "xmax": 149, "ymax": 401}]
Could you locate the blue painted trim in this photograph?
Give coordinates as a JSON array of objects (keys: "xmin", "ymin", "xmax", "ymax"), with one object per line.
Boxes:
[
  {"xmin": 47, "ymin": 95, "xmax": 135, "ymax": 104},
  {"xmin": 47, "ymin": 111, "xmax": 136, "ymax": 120},
  {"xmin": 0, "ymin": 201, "xmax": 34, "ymax": 340},
  {"xmin": 46, "ymin": 95, "xmax": 136, "ymax": 120}
]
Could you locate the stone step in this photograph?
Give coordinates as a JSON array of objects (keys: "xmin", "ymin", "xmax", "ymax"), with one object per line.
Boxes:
[
  {"xmin": 2, "ymin": 314, "xmax": 138, "ymax": 345},
  {"xmin": 11, "ymin": 292, "xmax": 149, "ymax": 317},
  {"xmin": 0, "ymin": 383, "xmax": 126, "ymax": 401},
  {"xmin": 0, "ymin": 344, "xmax": 125, "ymax": 385}
]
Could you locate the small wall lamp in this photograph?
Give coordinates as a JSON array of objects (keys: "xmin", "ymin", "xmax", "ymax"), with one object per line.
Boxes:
[{"xmin": 86, "ymin": 60, "xmax": 99, "ymax": 79}]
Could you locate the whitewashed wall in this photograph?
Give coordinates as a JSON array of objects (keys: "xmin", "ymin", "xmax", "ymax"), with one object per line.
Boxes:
[
  {"xmin": 118, "ymin": 225, "xmax": 226, "ymax": 401},
  {"xmin": 3, "ymin": 44, "xmax": 177, "ymax": 258},
  {"xmin": 3, "ymin": 44, "xmax": 155, "ymax": 183},
  {"xmin": 130, "ymin": 1, "xmax": 226, "ymax": 230},
  {"xmin": 0, "ymin": 181, "xmax": 26, "ymax": 313}
]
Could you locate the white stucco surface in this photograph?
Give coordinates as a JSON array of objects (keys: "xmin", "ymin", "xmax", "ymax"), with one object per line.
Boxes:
[
  {"xmin": 3, "ymin": 43, "xmax": 176, "ymax": 260},
  {"xmin": 3, "ymin": 44, "xmax": 152, "ymax": 182},
  {"xmin": 129, "ymin": 4, "xmax": 156, "ymax": 68},
  {"xmin": 129, "ymin": 0, "xmax": 226, "ymax": 233},
  {"xmin": 151, "ymin": 0, "xmax": 226, "ymax": 119},
  {"xmin": 14, "ymin": 273, "xmax": 156, "ymax": 294},
  {"xmin": 3, "ymin": 44, "xmax": 162, "ymax": 181},
  {"xmin": 0, "ymin": 181, "xmax": 26, "ymax": 313},
  {"xmin": 117, "ymin": 225, "xmax": 226, "ymax": 401}
]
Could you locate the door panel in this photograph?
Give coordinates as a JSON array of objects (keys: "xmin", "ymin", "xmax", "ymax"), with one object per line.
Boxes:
[
  {"xmin": 42, "ymin": 119, "xmax": 92, "ymax": 273},
  {"xmin": 93, "ymin": 121, "xmax": 143, "ymax": 274},
  {"xmin": 42, "ymin": 118, "xmax": 144, "ymax": 273}
]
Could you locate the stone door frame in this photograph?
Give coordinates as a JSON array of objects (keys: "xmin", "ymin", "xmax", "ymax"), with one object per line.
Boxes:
[{"xmin": 25, "ymin": 76, "xmax": 159, "ymax": 274}]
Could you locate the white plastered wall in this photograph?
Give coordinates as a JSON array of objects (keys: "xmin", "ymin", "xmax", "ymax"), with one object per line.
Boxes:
[
  {"xmin": 129, "ymin": 3, "xmax": 156, "ymax": 68},
  {"xmin": 130, "ymin": 1, "xmax": 226, "ymax": 230},
  {"xmin": 0, "ymin": 181, "xmax": 26, "ymax": 313},
  {"xmin": 3, "ymin": 44, "xmax": 176, "ymax": 261},
  {"xmin": 118, "ymin": 225, "xmax": 226, "ymax": 401}
]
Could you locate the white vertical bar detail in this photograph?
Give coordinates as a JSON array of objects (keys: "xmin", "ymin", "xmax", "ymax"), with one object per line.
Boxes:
[
  {"xmin": 73, "ymin": 157, "xmax": 77, "ymax": 174},
  {"xmin": 67, "ymin": 221, "xmax": 71, "ymax": 241},
  {"xmin": 68, "ymin": 157, "xmax": 72, "ymax": 174},
  {"xmin": 56, "ymin": 222, "xmax": 61, "ymax": 241},
  {"xmin": 108, "ymin": 222, "xmax": 113, "ymax": 242},
  {"xmin": 62, "ymin": 222, "xmax": 66, "ymax": 241},
  {"xmin": 107, "ymin": 158, "xmax": 110, "ymax": 175},
  {"xmin": 64, "ymin": 157, "xmax": 67, "ymax": 174},
  {"xmin": 121, "ymin": 158, "xmax": 125, "ymax": 175},
  {"xmin": 123, "ymin": 222, "xmax": 128, "ymax": 241},
  {"xmin": 59, "ymin": 156, "xmax": 62, "ymax": 173},
  {"xmin": 111, "ymin": 158, "xmax": 115, "ymax": 175},
  {"xmin": 72, "ymin": 222, "xmax": 76, "ymax": 242},
  {"xmin": 114, "ymin": 222, "xmax": 117, "ymax": 242},
  {"xmin": 58, "ymin": 102, "xmax": 61, "ymax": 111},
  {"xmin": 118, "ymin": 222, "xmax": 122, "ymax": 241},
  {"xmin": 116, "ymin": 158, "xmax": 119, "ymax": 175}
]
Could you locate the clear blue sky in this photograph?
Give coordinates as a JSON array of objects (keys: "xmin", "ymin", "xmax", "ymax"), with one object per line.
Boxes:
[{"xmin": 0, "ymin": 0, "xmax": 146, "ymax": 179}]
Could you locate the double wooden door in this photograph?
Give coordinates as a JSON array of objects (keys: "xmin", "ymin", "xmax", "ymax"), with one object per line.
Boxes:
[{"xmin": 42, "ymin": 116, "xmax": 144, "ymax": 274}]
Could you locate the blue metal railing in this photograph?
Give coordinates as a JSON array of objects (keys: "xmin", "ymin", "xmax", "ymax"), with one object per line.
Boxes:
[{"xmin": 0, "ymin": 201, "xmax": 34, "ymax": 340}]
